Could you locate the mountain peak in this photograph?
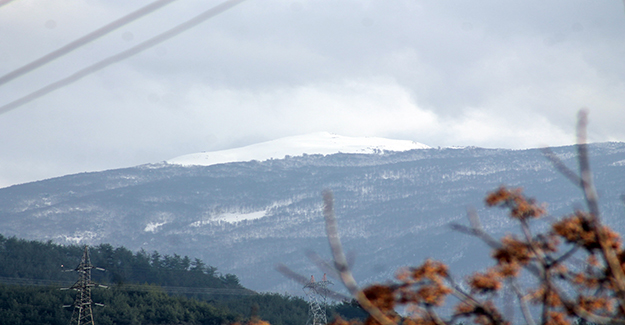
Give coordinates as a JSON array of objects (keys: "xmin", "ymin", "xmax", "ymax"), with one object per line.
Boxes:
[{"xmin": 167, "ymin": 132, "xmax": 430, "ymax": 166}]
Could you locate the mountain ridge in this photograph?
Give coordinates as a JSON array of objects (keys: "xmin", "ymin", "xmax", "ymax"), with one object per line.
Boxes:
[
  {"xmin": 0, "ymin": 142, "xmax": 624, "ymax": 294},
  {"xmin": 167, "ymin": 132, "xmax": 430, "ymax": 166}
]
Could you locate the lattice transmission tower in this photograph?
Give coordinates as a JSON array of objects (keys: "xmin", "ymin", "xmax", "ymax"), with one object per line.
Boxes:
[
  {"xmin": 303, "ymin": 274, "xmax": 332, "ymax": 325},
  {"xmin": 62, "ymin": 246, "xmax": 106, "ymax": 325}
]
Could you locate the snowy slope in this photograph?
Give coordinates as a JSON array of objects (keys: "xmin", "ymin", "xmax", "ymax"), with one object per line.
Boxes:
[
  {"xmin": 167, "ymin": 132, "xmax": 430, "ymax": 166},
  {"xmin": 2, "ymin": 142, "xmax": 625, "ymax": 296}
]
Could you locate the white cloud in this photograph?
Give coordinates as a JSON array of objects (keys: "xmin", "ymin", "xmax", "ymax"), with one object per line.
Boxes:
[{"xmin": 0, "ymin": 0, "xmax": 624, "ymax": 187}]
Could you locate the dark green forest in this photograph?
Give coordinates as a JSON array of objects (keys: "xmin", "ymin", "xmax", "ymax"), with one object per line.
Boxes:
[
  {"xmin": 0, "ymin": 284, "xmax": 237, "ymax": 325},
  {"xmin": 0, "ymin": 234, "xmax": 242, "ymax": 289},
  {"xmin": 0, "ymin": 234, "xmax": 366, "ymax": 325}
]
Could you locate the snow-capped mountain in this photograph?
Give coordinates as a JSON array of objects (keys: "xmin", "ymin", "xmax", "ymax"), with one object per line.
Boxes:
[
  {"xmin": 0, "ymin": 141, "xmax": 624, "ymax": 296},
  {"xmin": 167, "ymin": 132, "xmax": 430, "ymax": 166}
]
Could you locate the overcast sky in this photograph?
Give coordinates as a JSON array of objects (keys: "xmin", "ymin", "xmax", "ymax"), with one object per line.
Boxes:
[{"xmin": 0, "ymin": 0, "xmax": 624, "ymax": 188}]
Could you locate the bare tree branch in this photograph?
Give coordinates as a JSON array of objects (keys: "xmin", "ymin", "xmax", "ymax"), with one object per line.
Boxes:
[
  {"xmin": 275, "ymin": 263, "xmax": 312, "ymax": 286},
  {"xmin": 322, "ymin": 190, "xmax": 397, "ymax": 325},
  {"xmin": 552, "ymin": 246, "xmax": 579, "ymax": 266},
  {"xmin": 426, "ymin": 306, "xmax": 446, "ymax": 325},
  {"xmin": 448, "ymin": 224, "xmax": 501, "ymax": 250},
  {"xmin": 576, "ymin": 110, "xmax": 625, "ymax": 311},
  {"xmin": 511, "ymin": 281, "xmax": 536, "ymax": 325},
  {"xmin": 305, "ymin": 250, "xmax": 341, "ymax": 281},
  {"xmin": 541, "ymin": 147, "xmax": 582, "ymax": 186},
  {"xmin": 276, "ymin": 110, "xmax": 625, "ymax": 325},
  {"xmin": 577, "ymin": 110, "xmax": 601, "ymax": 219},
  {"xmin": 274, "ymin": 263, "xmax": 351, "ymax": 301}
]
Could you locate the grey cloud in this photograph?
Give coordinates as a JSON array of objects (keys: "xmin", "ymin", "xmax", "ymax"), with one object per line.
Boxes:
[{"xmin": 0, "ymin": 0, "xmax": 624, "ymax": 187}]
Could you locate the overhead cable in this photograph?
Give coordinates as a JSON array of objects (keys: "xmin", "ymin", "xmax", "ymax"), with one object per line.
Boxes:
[
  {"xmin": 0, "ymin": 0, "xmax": 178, "ymax": 86},
  {"xmin": 0, "ymin": 0, "xmax": 16, "ymax": 8},
  {"xmin": 0, "ymin": 276, "xmax": 257, "ymax": 295},
  {"xmin": 0, "ymin": 0, "xmax": 246, "ymax": 115}
]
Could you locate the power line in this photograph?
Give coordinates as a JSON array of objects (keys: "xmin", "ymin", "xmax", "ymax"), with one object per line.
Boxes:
[
  {"xmin": 0, "ymin": 276, "xmax": 257, "ymax": 296},
  {"xmin": 0, "ymin": 0, "xmax": 178, "ymax": 87},
  {"xmin": 0, "ymin": 0, "xmax": 16, "ymax": 8},
  {"xmin": 0, "ymin": 0, "xmax": 247, "ymax": 115}
]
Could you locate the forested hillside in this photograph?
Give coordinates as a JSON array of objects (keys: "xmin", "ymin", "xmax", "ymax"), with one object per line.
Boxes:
[
  {"xmin": 0, "ymin": 284, "xmax": 238, "ymax": 325},
  {"xmin": 0, "ymin": 235, "xmax": 366, "ymax": 325},
  {"xmin": 0, "ymin": 234, "xmax": 244, "ymax": 291}
]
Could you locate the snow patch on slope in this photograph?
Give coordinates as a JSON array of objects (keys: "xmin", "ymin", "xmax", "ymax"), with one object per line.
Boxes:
[
  {"xmin": 190, "ymin": 200, "xmax": 297, "ymax": 226},
  {"xmin": 57, "ymin": 231, "xmax": 98, "ymax": 244},
  {"xmin": 167, "ymin": 132, "xmax": 430, "ymax": 166},
  {"xmin": 216, "ymin": 211, "xmax": 267, "ymax": 223},
  {"xmin": 144, "ymin": 222, "xmax": 167, "ymax": 233},
  {"xmin": 190, "ymin": 210, "xmax": 267, "ymax": 226},
  {"xmin": 611, "ymin": 159, "xmax": 625, "ymax": 166}
]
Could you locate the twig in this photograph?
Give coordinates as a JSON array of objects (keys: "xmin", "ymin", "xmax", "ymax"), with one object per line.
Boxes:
[
  {"xmin": 426, "ymin": 306, "xmax": 446, "ymax": 325},
  {"xmin": 519, "ymin": 219, "xmax": 547, "ymax": 270},
  {"xmin": 449, "ymin": 290, "xmax": 506, "ymax": 325},
  {"xmin": 511, "ymin": 280, "xmax": 536, "ymax": 325},
  {"xmin": 558, "ymin": 291, "xmax": 625, "ymax": 325},
  {"xmin": 322, "ymin": 190, "xmax": 397, "ymax": 325},
  {"xmin": 552, "ymin": 246, "xmax": 578, "ymax": 266},
  {"xmin": 449, "ymin": 224, "xmax": 501, "ymax": 250},
  {"xmin": 576, "ymin": 110, "xmax": 625, "ymax": 311},
  {"xmin": 541, "ymin": 147, "xmax": 582, "ymax": 186},
  {"xmin": 542, "ymin": 277, "xmax": 625, "ymax": 325},
  {"xmin": 275, "ymin": 263, "xmax": 312, "ymax": 285},
  {"xmin": 576, "ymin": 110, "xmax": 601, "ymax": 219},
  {"xmin": 503, "ymin": 282, "xmax": 515, "ymax": 321},
  {"xmin": 541, "ymin": 282, "xmax": 550, "ymax": 325},
  {"xmin": 467, "ymin": 207, "xmax": 484, "ymax": 232},
  {"xmin": 305, "ymin": 251, "xmax": 341, "ymax": 281},
  {"xmin": 274, "ymin": 263, "xmax": 350, "ymax": 301},
  {"xmin": 446, "ymin": 276, "xmax": 507, "ymax": 325}
]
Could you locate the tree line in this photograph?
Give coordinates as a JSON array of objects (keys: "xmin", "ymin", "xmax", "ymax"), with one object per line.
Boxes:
[
  {"xmin": 0, "ymin": 234, "xmax": 366, "ymax": 325},
  {"xmin": 0, "ymin": 234, "xmax": 241, "ymax": 289}
]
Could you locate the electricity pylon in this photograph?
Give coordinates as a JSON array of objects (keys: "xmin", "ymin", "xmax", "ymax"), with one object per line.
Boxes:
[
  {"xmin": 62, "ymin": 245, "xmax": 106, "ymax": 325},
  {"xmin": 303, "ymin": 274, "xmax": 332, "ymax": 325}
]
